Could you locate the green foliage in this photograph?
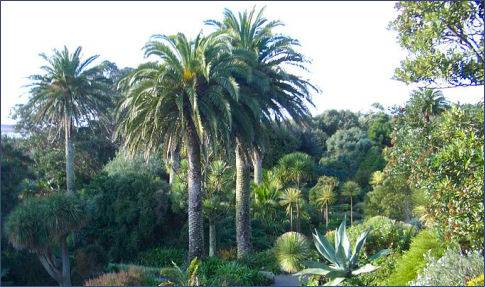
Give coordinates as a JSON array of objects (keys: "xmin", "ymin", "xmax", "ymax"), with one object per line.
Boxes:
[
  {"xmin": 5, "ymin": 193, "xmax": 86, "ymax": 252},
  {"xmin": 316, "ymin": 110, "xmax": 361, "ymax": 136},
  {"xmin": 364, "ymin": 175, "xmax": 413, "ymax": 221},
  {"xmin": 136, "ymin": 247, "xmax": 185, "ymax": 268},
  {"xmin": 389, "ymin": 1, "xmax": 484, "ymax": 87},
  {"xmin": 467, "ymin": 274, "xmax": 484, "ymax": 286},
  {"xmin": 342, "ymin": 252, "xmax": 401, "ymax": 286},
  {"xmin": 103, "ymin": 151, "xmax": 165, "ymax": 178},
  {"xmin": 275, "ymin": 232, "xmax": 311, "ymax": 273},
  {"xmin": 297, "ymin": 218, "xmax": 384, "ymax": 286},
  {"xmin": 367, "ymin": 112, "xmax": 392, "ymax": 146},
  {"xmin": 198, "ymin": 257, "xmax": 272, "ymax": 286},
  {"xmin": 160, "ymin": 257, "xmax": 201, "ymax": 286},
  {"xmin": 237, "ymin": 249, "xmax": 280, "ymax": 273},
  {"xmin": 80, "ymin": 171, "xmax": 170, "ymax": 262},
  {"xmin": 384, "ymin": 229, "xmax": 446, "ymax": 286},
  {"xmin": 276, "ymin": 152, "xmax": 315, "ymax": 188},
  {"xmin": 410, "ymin": 247, "xmax": 484, "ymax": 286}
]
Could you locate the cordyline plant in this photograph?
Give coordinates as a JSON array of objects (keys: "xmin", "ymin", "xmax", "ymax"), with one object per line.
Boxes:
[{"xmin": 296, "ymin": 217, "xmax": 389, "ymax": 286}]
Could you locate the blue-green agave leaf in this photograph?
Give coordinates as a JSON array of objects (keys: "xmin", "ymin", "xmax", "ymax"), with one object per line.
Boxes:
[
  {"xmin": 350, "ymin": 228, "xmax": 370, "ymax": 265},
  {"xmin": 351, "ymin": 264, "xmax": 379, "ymax": 275}
]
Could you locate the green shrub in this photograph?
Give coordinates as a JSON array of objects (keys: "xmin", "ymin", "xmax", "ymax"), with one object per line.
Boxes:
[
  {"xmin": 342, "ymin": 252, "xmax": 402, "ymax": 286},
  {"xmin": 467, "ymin": 274, "xmax": 484, "ymax": 286},
  {"xmin": 274, "ymin": 232, "xmax": 310, "ymax": 273},
  {"xmin": 325, "ymin": 216, "xmax": 417, "ymax": 256},
  {"xmin": 136, "ymin": 247, "xmax": 185, "ymax": 267},
  {"xmin": 410, "ymin": 248, "xmax": 484, "ymax": 286},
  {"xmin": 198, "ymin": 257, "xmax": 272, "ymax": 286},
  {"xmin": 383, "ymin": 229, "xmax": 446, "ymax": 286},
  {"xmin": 237, "ymin": 249, "xmax": 280, "ymax": 273},
  {"xmin": 84, "ymin": 266, "xmax": 158, "ymax": 286}
]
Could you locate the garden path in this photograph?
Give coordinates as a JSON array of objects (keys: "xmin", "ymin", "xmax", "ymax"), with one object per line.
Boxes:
[{"xmin": 272, "ymin": 274, "xmax": 300, "ymax": 286}]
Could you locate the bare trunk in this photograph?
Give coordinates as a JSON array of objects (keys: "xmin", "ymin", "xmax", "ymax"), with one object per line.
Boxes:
[
  {"xmin": 186, "ymin": 121, "xmax": 204, "ymax": 260},
  {"xmin": 60, "ymin": 236, "xmax": 71, "ymax": 287},
  {"xmin": 325, "ymin": 205, "xmax": 329, "ymax": 229},
  {"xmin": 289, "ymin": 205, "xmax": 293, "ymax": 231},
  {"xmin": 38, "ymin": 252, "xmax": 62, "ymax": 285},
  {"xmin": 209, "ymin": 220, "xmax": 216, "ymax": 257},
  {"xmin": 252, "ymin": 148, "xmax": 263, "ymax": 184},
  {"xmin": 235, "ymin": 140, "xmax": 251, "ymax": 258},
  {"xmin": 296, "ymin": 203, "xmax": 301, "ymax": 233},
  {"xmin": 168, "ymin": 144, "xmax": 180, "ymax": 185},
  {"xmin": 350, "ymin": 196, "xmax": 353, "ymax": 225},
  {"xmin": 65, "ymin": 115, "xmax": 75, "ymax": 195}
]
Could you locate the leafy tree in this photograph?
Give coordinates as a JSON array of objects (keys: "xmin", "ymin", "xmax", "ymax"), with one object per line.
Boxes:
[
  {"xmin": 19, "ymin": 46, "xmax": 110, "ymax": 194},
  {"xmin": 367, "ymin": 113, "xmax": 392, "ymax": 146},
  {"xmin": 389, "ymin": 1, "xmax": 484, "ymax": 87},
  {"xmin": 116, "ymin": 33, "xmax": 239, "ymax": 259},
  {"xmin": 5, "ymin": 193, "xmax": 86, "ymax": 286},
  {"xmin": 406, "ymin": 88, "xmax": 449, "ymax": 124},
  {"xmin": 315, "ymin": 110, "xmax": 361, "ymax": 136},
  {"xmin": 310, "ymin": 176, "xmax": 338, "ymax": 229},
  {"xmin": 279, "ymin": 188, "xmax": 304, "ymax": 232},
  {"xmin": 340, "ymin": 181, "xmax": 362, "ymax": 225}
]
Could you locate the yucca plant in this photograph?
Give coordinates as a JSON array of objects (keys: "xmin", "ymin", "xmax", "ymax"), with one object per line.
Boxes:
[
  {"xmin": 159, "ymin": 257, "xmax": 201, "ymax": 286},
  {"xmin": 275, "ymin": 232, "xmax": 311, "ymax": 273},
  {"xmin": 296, "ymin": 217, "xmax": 388, "ymax": 286}
]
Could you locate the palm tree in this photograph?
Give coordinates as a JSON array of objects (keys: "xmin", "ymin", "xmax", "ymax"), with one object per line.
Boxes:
[
  {"xmin": 204, "ymin": 160, "xmax": 233, "ymax": 257},
  {"xmin": 252, "ymin": 170, "xmax": 282, "ymax": 225},
  {"xmin": 116, "ymin": 33, "xmax": 241, "ymax": 259},
  {"xmin": 23, "ymin": 46, "xmax": 110, "ymax": 194},
  {"xmin": 341, "ymin": 181, "xmax": 362, "ymax": 225},
  {"xmin": 311, "ymin": 176, "xmax": 338, "ymax": 228},
  {"xmin": 276, "ymin": 152, "xmax": 315, "ymax": 189},
  {"xmin": 279, "ymin": 187, "xmax": 303, "ymax": 232},
  {"xmin": 206, "ymin": 7, "xmax": 316, "ymax": 257},
  {"xmin": 408, "ymin": 88, "xmax": 449, "ymax": 123}
]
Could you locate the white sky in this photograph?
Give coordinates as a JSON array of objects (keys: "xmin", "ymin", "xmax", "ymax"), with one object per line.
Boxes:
[{"xmin": 1, "ymin": 1, "xmax": 483, "ymax": 125}]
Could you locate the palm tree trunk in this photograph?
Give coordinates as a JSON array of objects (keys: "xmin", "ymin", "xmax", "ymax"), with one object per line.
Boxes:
[
  {"xmin": 209, "ymin": 220, "xmax": 216, "ymax": 257},
  {"xmin": 186, "ymin": 121, "xmax": 204, "ymax": 260},
  {"xmin": 296, "ymin": 203, "xmax": 301, "ymax": 233},
  {"xmin": 350, "ymin": 195, "xmax": 353, "ymax": 225},
  {"xmin": 60, "ymin": 236, "xmax": 71, "ymax": 287},
  {"xmin": 325, "ymin": 205, "xmax": 329, "ymax": 229},
  {"xmin": 64, "ymin": 114, "xmax": 75, "ymax": 195},
  {"xmin": 235, "ymin": 139, "xmax": 251, "ymax": 258},
  {"xmin": 252, "ymin": 148, "xmax": 263, "ymax": 184},
  {"xmin": 289, "ymin": 205, "xmax": 293, "ymax": 231},
  {"xmin": 38, "ymin": 252, "xmax": 62, "ymax": 285}
]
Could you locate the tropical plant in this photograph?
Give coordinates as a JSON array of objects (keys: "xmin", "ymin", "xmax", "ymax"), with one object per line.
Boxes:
[
  {"xmin": 204, "ymin": 160, "xmax": 234, "ymax": 257},
  {"xmin": 116, "ymin": 32, "xmax": 240, "ymax": 259},
  {"xmin": 410, "ymin": 247, "xmax": 484, "ymax": 286},
  {"xmin": 274, "ymin": 232, "xmax": 311, "ymax": 273},
  {"xmin": 276, "ymin": 152, "xmax": 315, "ymax": 188},
  {"xmin": 159, "ymin": 257, "xmax": 201, "ymax": 286},
  {"xmin": 206, "ymin": 7, "xmax": 315, "ymax": 258},
  {"xmin": 310, "ymin": 176, "xmax": 338, "ymax": 228},
  {"xmin": 467, "ymin": 274, "xmax": 484, "ymax": 286},
  {"xmin": 406, "ymin": 88, "xmax": 449, "ymax": 124},
  {"xmin": 5, "ymin": 193, "xmax": 86, "ymax": 286},
  {"xmin": 340, "ymin": 181, "xmax": 362, "ymax": 225},
  {"xmin": 279, "ymin": 188, "xmax": 303, "ymax": 232},
  {"xmin": 296, "ymin": 217, "xmax": 386, "ymax": 286},
  {"xmin": 20, "ymin": 46, "xmax": 110, "ymax": 194},
  {"xmin": 251, "ymin": 170, "xmax": 282, "ymax": 226}
]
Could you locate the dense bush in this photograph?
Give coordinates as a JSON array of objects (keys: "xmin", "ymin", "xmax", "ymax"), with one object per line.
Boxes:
[
  {"xmin": 84, "ymin": 266, "xmax": 158, "ymax": 286},
  {"xmin": 199, "ymin": 257, "xmax": 272, "ymax": 286},
  {"xmin": 383, "ymin": 229, "xmax": 446, "ymax": 286},
  {"xmin": 237, "ymin": 249, "xmax": 280, "ymax": 273},
  {"xmin": 80, "ymin": 171, "xmax": 170, "ymax": 262},
  {"xmin": 410, "ymin": 248, "xmax": 484, "ymax": 286},
  {"xmin": 342, "ymin": 252, "xmax": 402, "ymax": 286},
  {"xmin": 136, "ymin": 247, "xmax": 185, "ymax": 267}
]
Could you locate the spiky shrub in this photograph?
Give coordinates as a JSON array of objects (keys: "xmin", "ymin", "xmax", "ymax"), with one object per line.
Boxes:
[
  {"xmin": 467, "ymin": 274, "xmax": 484, "ymax": 286},
  {"xmin": 159, "ymin": 257, "xmax": 201, "ymax": 286},
  {"xmin": 275, "ymin": 232, "xmax": 311, "ymax": 273},
  {"xmin": 410, "ymin": 248, "xmax": 484, "ymax": 286},
  {"xmin": 297, "ymin": 217, "xmax": 387, "ymax": 286}
]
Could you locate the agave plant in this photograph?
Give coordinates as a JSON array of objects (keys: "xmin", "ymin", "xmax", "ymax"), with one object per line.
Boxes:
[{"xmin": 296, "ymin": 217, "xmax": 388, "ymax": 286}]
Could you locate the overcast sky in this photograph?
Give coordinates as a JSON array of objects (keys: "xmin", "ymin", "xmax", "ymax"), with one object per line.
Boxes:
[{"xmin": 1, "ymin": 1, "xmax": 483, "ymax": 125}]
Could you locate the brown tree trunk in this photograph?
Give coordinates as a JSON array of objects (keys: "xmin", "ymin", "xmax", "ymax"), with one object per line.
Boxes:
[
  {"xmin": 296, "ymin": 203, "xmax": 301, "ymax": 233},
  {"xmin": 65, "ymin": 114, "xmax": 75, "ymax": 195},
  {"xmin": 186, "ymin": 120, "xmax": 204, "ymax": 260},
  {"xmin": 252, "ymin": 148, "xmax": 263, "ymax": 184},
  {"xmin": 38, "ymin": 252, "xmax": 62, "ymax": 285},
  {"xmin": 289, "ymin": 205, "xmax": 293, "ymax": 231},
  {"xmin": 235, "ymin": 140, "xmax": 251, "ymax": 258},
  {"xmin": 168, "ymin": 144, "xmax": 180, "ymax": 185},
  {"xmin": 325, "ymin": 205, "xmax": 329, "ymax": 229}
]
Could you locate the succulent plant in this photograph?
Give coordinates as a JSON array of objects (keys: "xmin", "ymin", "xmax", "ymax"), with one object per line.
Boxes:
[{"xmin": 296, "ymin": 217, "xmax": 388, "ymax": 286}]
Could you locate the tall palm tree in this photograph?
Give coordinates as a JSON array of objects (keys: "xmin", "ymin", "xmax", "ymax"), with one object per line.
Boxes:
[
  {"xmin": 311, "ymin": 176, "xmax": 338, "ymax": 228},
  {"xmin": 206, "ymin": 6, "xmax": 316, "ymax": 257},
  {"xmin": 116, "ymin": 33, "xmax": 241, "ymax": 259},
  {"xmin": 279, "ymin": 187, "xmax": 303, "ymax": 232},
  {"xmin": 23, "ymin": 46, "xmax": 110, "ymax": 194},
  {"xmin": 341, "ymin": 181, "xmax": 362, "ymax": 225}
]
